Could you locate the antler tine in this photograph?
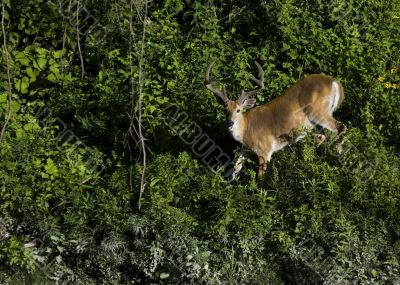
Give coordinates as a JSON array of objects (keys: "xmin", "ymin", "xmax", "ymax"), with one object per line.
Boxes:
[
  {"xmin": 205, "ymin": 60, "xmax": 229, "ymax": 104},
  {"xmin": 237, "ymin": 89, "xmax": 248, "ymax": 105},
  {"xmin": 249, "ymin": 61, "xmax": 264, "ymax": 88},
  {"xmin": 241, "ymin": 61, "xmax": 265, "ymax": 99}
]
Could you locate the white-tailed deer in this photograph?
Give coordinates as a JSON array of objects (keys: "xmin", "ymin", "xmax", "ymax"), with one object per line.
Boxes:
[{"xmin": 205, "ymin": 61, "xmax": 346, "ymax": 179}]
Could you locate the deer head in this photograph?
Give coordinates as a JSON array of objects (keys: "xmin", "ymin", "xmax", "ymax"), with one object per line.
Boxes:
[{"xmin": 205, "ymin": 60, "xmax": 264, "ymax": 127}]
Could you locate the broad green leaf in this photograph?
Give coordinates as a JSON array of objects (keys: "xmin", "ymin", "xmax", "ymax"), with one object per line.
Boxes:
[
  {"xmin": 44, "ymin": 158, "xmax": 59, "ymax": 177},
  {"xmin": 63, "ymin": 73, "xmax": 73, "ymax": 82},
  {"xmin": 23, "ymin": 122, "xmax": 38, "ymax": 131},
  {"xmin": 33, "ymin": 58, "xmax": 47, "ymax": 70},
  {"xmin": 148, "ymin": 105, "xmax": 157, "ymax": 114},
  {"xmin": 21, "ymin": 76, "xmax": 30, "ymax": 93},
  {"xmin": 14, "ymin": 52, "xmax": 30, "ymax": 66},
  {"xmin": 18, "ymin": 20, "xmax": 25, "ymax": 30},
  {"xmin": 26, "ymin": 67, "xmax": 38, "ymax": 81},
  {"xmin": 35, "ymin": 47, "xmax": 47, "ymax": 56},
  {"xmin": 15, "ymin": 128, "xmax": 25, "ymax": 138},
  {"xmin": 47, "ymin": 73, "xmax": 58, "ymax": 82},
  {"xmin": 0, "ymin": 92, "xmax": 7, "ymax": 103},
  {"xmin": 14, "ymin": 76, "xmax": 30, "ymax": 94},
  {"xmin": 53, "ymin": 50, "xmax": 63, "ymax": 59},
  {"xmin": 11, "ymin": 101, "xmax": 20, "ymax": 113},
  {"xmin": 167, "ymin": 81, "xmax": 175, "ymax": 89}
]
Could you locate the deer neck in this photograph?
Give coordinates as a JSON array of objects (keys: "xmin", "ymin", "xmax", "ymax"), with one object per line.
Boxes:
[{"xmin": 230, "ymin": 112, "xmax": 248, "ymax": 144}]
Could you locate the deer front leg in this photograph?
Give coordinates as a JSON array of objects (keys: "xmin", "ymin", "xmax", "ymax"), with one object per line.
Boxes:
[
  {"xmin": 256, "ymin": 142, "xmax": 274, "ymax": 178},
  {"xmin": 229, "ymin": 148, "xmax": 248, "ymax": 181}
]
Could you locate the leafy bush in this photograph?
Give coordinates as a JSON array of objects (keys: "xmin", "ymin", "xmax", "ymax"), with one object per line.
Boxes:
[{"xmin": 1, "ymin": 0, "xmax": 400, "ymax": 284}]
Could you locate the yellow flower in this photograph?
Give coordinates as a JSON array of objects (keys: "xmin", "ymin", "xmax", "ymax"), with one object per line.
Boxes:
[
  {"xmin": 378, "ymin": 76, "xmax": 385, "ymax": 82},
  {"xmin": 391, "ymin": 68, "xmax": 398, "ymax": 74},
  {"xmin": 384, "ymin": 83, "xmax": 392, "ymax": 89}
]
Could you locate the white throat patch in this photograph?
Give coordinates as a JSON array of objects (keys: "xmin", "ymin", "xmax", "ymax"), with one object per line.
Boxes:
[{"xmin": 229, "ymin": 121, "xmax": 242, "ymax": 142}]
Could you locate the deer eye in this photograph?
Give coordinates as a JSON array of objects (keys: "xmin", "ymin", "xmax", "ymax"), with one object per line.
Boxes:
[{"xmin": 236, "ymin": 109, "xmax": 240, "ymax": 113}]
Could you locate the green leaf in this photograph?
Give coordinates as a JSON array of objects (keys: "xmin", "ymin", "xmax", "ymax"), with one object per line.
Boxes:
[
  {"xmin": 18, "ymin": 20, "xmax": 25, "ymax": 30},
  {"xmin": 23, "ymin": 122, "xmax": 38, "ymax": 132},
  {"xmin": 53, "ymin": 50, "xmax": 63, "ymax": 59},
  {"xmin": 3, "ymin": 10, "xmax": 9, "ymax": 21},
  {"xmin": 167, "ymin": 81, "xmax": 175, "ymax": 89},
  {"xmin": 159, "ymin": 273, "xmax": 170, "ymax": 279},
  {"xmin": 26, "ymin": 67, "xmax": 38, "ymax": 83},
  {"xmin": 47, "ymin": 73, "xmax": 58, "ymax": 82},
  {"xmin": 44, "ymin": 158, "xmax": 59, "ymax": 177},
  {"xmin": 64, "ymin": 73, "xmax": 73, "ymax": 82},
  {"xmin": 14, "ymin": 76, "xmax": 30, "ymax": 94},
  {"xmin": 14, "ymin": 52, "xmax": 30, "ymax": 66},
  {"xmin": 0, "ymin": 92, "xmax": 7, "ymax": 103},
  {"xmin": 33, "ymin": 58, "xmax": 47, "ymax": 70},
  {"xmin": 11, "ymin": 101, "xmax": 20, "ymax": 113},
  {"xmin": 148, "ymin": 105, "xmax": 157, "ymax": 114},
  {"xmin": 35, "ymin": 47, "xmax": 47, "ymax": 56},
  {"xmin": 15, "ymin": 128, "xmax": 25, "ymax": 138},
  {"xmin": 283, "ymin": 43, "xmax": 290, "ymax": 51},
  {"xmin": 150, "ymin": 178, "xmax": 160, "ymax": 187}
]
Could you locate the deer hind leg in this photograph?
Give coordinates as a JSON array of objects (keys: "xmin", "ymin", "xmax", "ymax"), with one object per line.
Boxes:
[
  {"xmin": 314, "ymin": 115, "xmax": 347, "ymax": 154},
  {"xmin": 314, "ymin": 133, "xmax": 326, "ymax": 147},
  {"xmin": 334, "ymin": 121, "xmax": 347, "ymax": 154}
]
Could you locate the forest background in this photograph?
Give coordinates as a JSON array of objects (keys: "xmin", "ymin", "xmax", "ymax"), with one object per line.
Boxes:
[{"xmin": 1, "ymin": 0, "xmax": 400, "ymax": 284}]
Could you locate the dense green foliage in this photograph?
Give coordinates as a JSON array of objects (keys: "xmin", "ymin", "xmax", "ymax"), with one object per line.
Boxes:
[{"xmin": 1, "ymin": 0, "xmax": 400, "ymax": 284}]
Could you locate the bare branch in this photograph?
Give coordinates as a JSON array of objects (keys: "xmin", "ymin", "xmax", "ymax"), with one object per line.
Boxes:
[
  {"xmin": 76, "ymin": 1, "xmax": 84, "ymax": 79},
  {"xmin": 62, "ymin": 0, "xmax": 72, "ymax": 56},
  {"xmin": 127, "ymin": 0, "xmax": 148, "ymax": 210},
  {"xmin": 0, "ymin": 0, "xmax": 13, "ymax": 145}
]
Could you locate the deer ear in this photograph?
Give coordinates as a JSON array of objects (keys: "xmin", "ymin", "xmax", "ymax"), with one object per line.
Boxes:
[{"xmin": 241, "ymin": 98, "xmax": 256, "ymax": 109}]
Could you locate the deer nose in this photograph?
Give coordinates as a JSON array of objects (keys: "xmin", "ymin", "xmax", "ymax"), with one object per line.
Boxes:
[{"xmin": 228, "ymin": 120, "xmax": 234, "ymax": 127}]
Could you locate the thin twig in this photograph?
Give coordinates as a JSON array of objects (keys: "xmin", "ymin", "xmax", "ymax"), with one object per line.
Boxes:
[
  {"xmin": 76, "ymin": 1, "xmax": 84, "ymax": 79},
  {"xmin": 128, "ymin": 0, "xmax": 148, "ymax": 210},
  {"xmin": 0, "ymin": 0, "xmax": 13, "ymax": 145},
  {"xmin": 127, "ymin": 1, "xmax": 136, "ymax": 201},
  {"xmin": 62, "ymin": 0, "xmax": 72, "ymax": 55},
  {"xmin": 137, "ymin": 0, "xmax": 148, "ymax": 210}
]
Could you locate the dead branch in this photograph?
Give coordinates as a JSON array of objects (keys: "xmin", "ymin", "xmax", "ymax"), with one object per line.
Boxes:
[{"xmin": 0, "ymin": 0, "xmax": 13, "ymax": 145}]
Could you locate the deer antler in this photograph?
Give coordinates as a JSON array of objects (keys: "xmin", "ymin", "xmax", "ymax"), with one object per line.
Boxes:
[
  {"xmin": 238, "ymin": 61, "xmax": 264, "ymax": 104},
  {"xmin": 205, "ymin": 60, "xmax": 229, "ymax": 104}
]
